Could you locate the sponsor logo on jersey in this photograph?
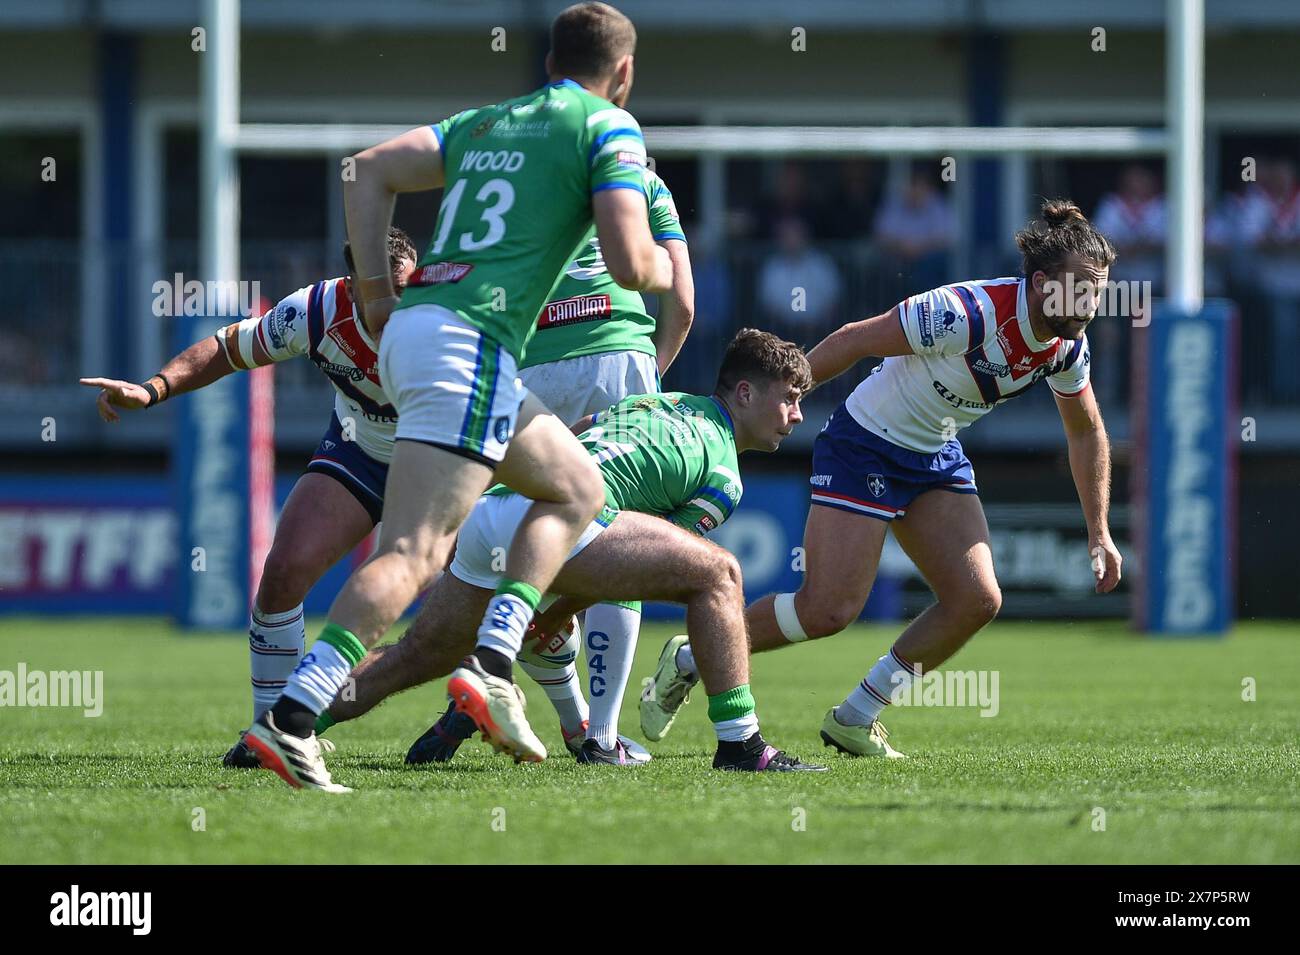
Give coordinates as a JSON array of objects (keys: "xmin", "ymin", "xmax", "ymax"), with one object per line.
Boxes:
[
  {"xmin": 695, "ymin": 514, "xmax": 717, "ymax": 533},
  {"xmin": 321, "ymin": 439, "xmax": 336, "ymax": 451},
  {"xmin": 809, "ymin": 473, "xmax": 832, "ymax": 487},
  {"xmin": 409, "ymin": 262, "xmax": 474, "ymax": 286},
  {"xmin": 972, "ymin": 358, "xmax": 1010, "ymax": 377},
  {"xmin": 933, "ymin": 380, "xmax": 995, "ymax": 410},
  {"xmin": 867, "ymin": 473, "xmax": 887, "ymax": 498},
  {"xmin": 1014, "ymin": 354, "xmax": 1036, "ymax": 373},
  {"xmin": 616, "ymin": 150, "xmax": 646, "ymax": 167},
  {"xmin": 327, "ymin": 325, "xmax": 358, "ymax": 360},
  {"xmin": 537, "ymin": 293, "xmax": 613, "ymax": 329},
  {"xmin": 318, "ymin": 360, "xmax": 367, "ymax": 382},
  {"xmin": 723, "ymin": 481, "xmax": 741, "ymax": 502},
  {"xmin": 996, "ymin": 325, "xmax": 1014, "ymax": 358},
  {"xmin": 934, "ymin": 309, "xmax": 960, "ymax": 339},
  {"xmin": 917, "ymin": 302, "xmax": 934, "ymax": 347},
  {"xmin": 268, "ymin": 304, "xmax": 297, "ymax": 350},
  {"xmin": 470, "ymin": 118, "xmax": 495, "ymax": 138}
]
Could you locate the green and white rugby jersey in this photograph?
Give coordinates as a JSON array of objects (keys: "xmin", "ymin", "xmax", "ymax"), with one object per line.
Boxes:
[
  {"xmin": 489, "ymin": 392, "xmax": 741, "ymax": 536},
  {"xmin": 520, "ymin": 167, "xmax": 686, "ymax": 369},
  {"xmin": 398, "ymin": 78, "xmax": 647, "ymax": 362},
  {"xmin": 582, "ymin": 392, "xmax": 742, "ymax": 535}
]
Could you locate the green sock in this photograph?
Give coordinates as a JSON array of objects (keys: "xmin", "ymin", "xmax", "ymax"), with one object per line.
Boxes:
[
  {"xmin": 707, "ymin": 684, "xmax": 756, "ymax": 723},
  {"xmin": 495, "ymin": 578, "xmax": 542, "ymax": 611},
  {"xmin": 314, "ymin": 711, "xmax": 336, "ymax": 735},
  {"xmin": 317, "ymin": 621, "xmax": 367, "ymax": 667}
]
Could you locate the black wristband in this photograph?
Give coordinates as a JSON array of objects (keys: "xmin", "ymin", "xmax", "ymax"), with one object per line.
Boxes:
[
  {"xmin": 157, "ymin": 371, "xmax": 173, "ymax": 400},
  {"xmin": 141, "ymin": 381, "xmax": 160, "ymax": 407}
]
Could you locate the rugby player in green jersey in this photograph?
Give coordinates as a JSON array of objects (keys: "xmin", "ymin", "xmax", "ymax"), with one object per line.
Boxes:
[
  {"xmin": 315, "ymin": 331, "xmax": 828, "ymax": 774},
  {"xmin": 246, "ymin": 2, "xmax": 677, "ymax": 792},
  {"xmin": 408, "ymin": 163, "xmax": 692, "ymax": 766}
]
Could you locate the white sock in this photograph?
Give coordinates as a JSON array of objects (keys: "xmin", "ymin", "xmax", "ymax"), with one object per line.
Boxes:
[
  {"xmin": 282, "ymin": 640, "xmax": 354, "ymax": 716},
  {"xmin": 713, "ymin": 713, "xmax": 760, "ymax": 742},
  {"xmin": 518, "ymin": 660, "xmax": 589, "ymax": 737},
  {"xmin": 582, "ymin": 603, "xmax": 641, "ymax": 749},
  {"xmin": 249, "ymin": 604, "xmax": 305, "ymax": 721},
  {"xmin": 675, "ymin": 643, "xmax": 699, "ymax": 679},
  {"xmin": 841, "ymin": 646, "xmax": 919, "ymax": 727},
  {"xmin": 476, "ymin": 593, "xmax": 535, "ymax": 661}
]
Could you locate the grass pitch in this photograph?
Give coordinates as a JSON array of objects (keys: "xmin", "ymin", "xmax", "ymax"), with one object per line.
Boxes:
[{"xmin": 1, "ymin": 617, "xmax": 1297, "ymax": 864}]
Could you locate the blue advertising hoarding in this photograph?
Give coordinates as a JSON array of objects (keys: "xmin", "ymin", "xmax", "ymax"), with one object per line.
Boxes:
[{"xmin": 1133, "ymin": 301, "xmax": 1237, "ymax": 635}]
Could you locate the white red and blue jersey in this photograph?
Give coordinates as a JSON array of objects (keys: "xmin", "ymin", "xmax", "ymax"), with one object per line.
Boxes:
[
  {"xmin": 219, "ymin": 277, "xmax": 397, "ymax": 464},
  {"xmin": 844, "ymin": 277, "xmax": 1091, "ymax": 453}
]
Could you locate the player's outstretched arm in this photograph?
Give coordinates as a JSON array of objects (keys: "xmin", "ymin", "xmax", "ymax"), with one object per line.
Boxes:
[
  {"xmin": 79, "ymin": 334, "xmax": 242, "ymax": 423},
  {"xmin": 593, "ymin": 187, "xmax": 673, "ymax": 293},
  {"xmin": 652, "ymin": 239, "xmax": 694, "ymax": 375},
  {"xmin": 344, "ymin": 125, "xmax": 443, "ymax": 336},
  {"xmin": 805, "ymin": 306, "xmax": 913, "ymax": 387},
  {"xmin": 1054, "ymin": 387, "xmax": 1122, "ymax": 593}
]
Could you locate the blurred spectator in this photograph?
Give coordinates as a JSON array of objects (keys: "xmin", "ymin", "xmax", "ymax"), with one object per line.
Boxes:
[
  {"xmin": 872, "ymin": 165, "xmax": 957, "ymax": 299},
  {"xmin": 1093, "ymin": 163, "xmax": 1166, "ymax": 289},
  {"xmin": 757, "ymin": 216, "xmax": 842, "ymax": 344},
  {"xmin": 822, "ymin": 161, "xmax": 881, "ymax": 241},
  {"xmin": 757, "ymin": 161, "xmax": 838, "ymax": 240},
  {"xmin": 1234, "ymin": 156, "xmax": 1300, "ymax": 401}
]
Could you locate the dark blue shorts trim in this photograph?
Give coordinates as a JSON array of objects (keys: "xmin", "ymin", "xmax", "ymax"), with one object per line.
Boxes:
[{"xmin": 305, "ymin": 413, "xmax": 388, "ymax": 525}]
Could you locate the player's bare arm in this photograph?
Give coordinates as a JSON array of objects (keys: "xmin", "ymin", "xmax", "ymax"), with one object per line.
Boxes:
[
  {"xmin": 593, "ymin": 186, "xmax": 673, "ymax": 292},
  {"xmin": 344, "ymin": 125, "xmax": 444, "ymax": 336},
  {"xmin": 1054, "ymin": 386, "xmax": 1122, "ymax": 593},
  {"xmin": 652, "ymin": 239, "xmax": 695, "ymax": 374},
  {"xmin": 805, "ymin": 306, "xmax": 913, "ymax": 386},
  {"xmin": 79, "ymin": 331, "xmax": 260, "ymax": 423}
]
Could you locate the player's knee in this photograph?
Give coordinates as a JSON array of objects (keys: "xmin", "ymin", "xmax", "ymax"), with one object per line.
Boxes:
[
  {"xmin": 256, "ymin": 551, "xmax": 312, "ymax": 611},
  {"xmin": 711, "ymin": 550, "xmax": 744, "ymax": 595},
  {"xmin": 379, "ymin": 533, "xmax": 448, "ymax": 592},
  {"xmin": 952, "ymin": 584, "xmax": 1002, "ymax": 629},
  {"xmin": 799, "ymin": 599, "xmax": 860, "ymax": 640},
  {"xmin": 570, "ymin": 456, "xmax": 606, "ymax": 520}
]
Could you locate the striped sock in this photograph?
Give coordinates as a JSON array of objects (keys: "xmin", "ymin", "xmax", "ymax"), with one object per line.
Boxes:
[
  {"xmin": 840, "ymin": 646, "xmax": 920, "ymax": 726},
  {"xmin": 281, "ymin": 622, "xmax": 367, "ymax": 716},
  {"xmin": 707, "ymin": 684, "xmax": 760, "ymax": 742},
  {"xmin": 518, "ymin": 660, "xmax": 589, "ymax": 737},
  {"xmin": 248, "ymin": 604, "xmax": 305, "ymax": 721}
]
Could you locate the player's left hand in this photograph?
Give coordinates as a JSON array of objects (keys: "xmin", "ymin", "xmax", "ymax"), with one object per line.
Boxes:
[
  {"xmin": 1090, "ymin": 535, "xmax": 1122, "ymax": 593},
  {"xmin": 79, "ymin": 377, "xmax": 152, "ymax": 422}
]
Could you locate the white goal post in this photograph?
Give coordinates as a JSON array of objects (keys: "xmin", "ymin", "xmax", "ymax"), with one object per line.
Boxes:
[{"xmin": 200, "ymin": 0, "xmax": 1204, "ymax": 314}]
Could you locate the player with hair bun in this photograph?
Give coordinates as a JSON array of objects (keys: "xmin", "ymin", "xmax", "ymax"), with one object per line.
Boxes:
[{"xmin": 642, "ymin": 199, "xmax": 1124, "ymax": 758}]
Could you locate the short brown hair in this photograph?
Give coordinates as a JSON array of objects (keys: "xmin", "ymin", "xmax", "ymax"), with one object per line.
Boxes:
[
  {"xmin": 1016, "ymin": 198, "xmax": 1117, "ymax": 278},
  {"xmin": 342, "ymin": 227, "xmax": 418, "ymax": 277},
  {"xmin": 550, "ymin": 2, "xmax": 637, "ymax": 80},
  {"xmin": 715, "ymin": 328, "xmax": 813, "ymax": 395}
]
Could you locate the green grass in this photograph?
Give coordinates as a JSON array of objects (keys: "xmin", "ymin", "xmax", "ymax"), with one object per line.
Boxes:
[{"xmin": 1, "ymin": 617, "xmax": 1297, "ymax": 864}]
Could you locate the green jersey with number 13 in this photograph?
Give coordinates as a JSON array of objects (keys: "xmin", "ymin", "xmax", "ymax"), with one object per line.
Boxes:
[{"xmin": 397, "ymin": 79, "xmax": 647, "ymax": 362}]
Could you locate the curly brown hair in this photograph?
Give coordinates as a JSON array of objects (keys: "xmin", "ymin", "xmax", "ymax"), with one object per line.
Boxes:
[
  {"xmin": 715, "ymin": 328, "xmax": 813, "ymax": 396},
  {"xmin": 1016, "ymin": 198, "xmax": 1117, "ymax": 278},
  {"xmin": 342, "ymin": 227, "xmax": 417, "ymax": 278}
]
